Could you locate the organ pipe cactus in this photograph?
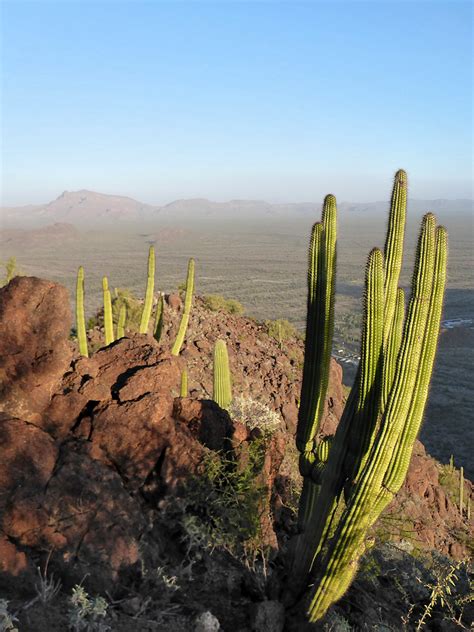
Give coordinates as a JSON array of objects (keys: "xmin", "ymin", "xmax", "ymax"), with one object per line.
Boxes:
[
  {"xmin": 139, "ymin": 246, "xmax": 155, "ymax": 334},
  {"xmin": 154, "ymin": 294, "xmax": 164, "ymax": 342},
  {"xmin": 213, "ymin": 339, "xmax": 232, "ymax": 410},
  {"xmin": 117, "ymin": 304, "xmax": 127, "ymax": 338},
  {"xmin": 180, "ymin": 368, "xmax": 188, "ymax": 397},
  {"xmin": 289, "ymin": 171, "xmax": 448, "ymax": 623},
  {"xmin": 171, "ymin": 258, "xmax": 195, "ymax": 355},
  {"xmin": 102, "ymin": 276, "xmax": 114, "ymax": 346},
  {"xmin": 75, "ymin": 266, "xmax": 89, "ymax": 357}
]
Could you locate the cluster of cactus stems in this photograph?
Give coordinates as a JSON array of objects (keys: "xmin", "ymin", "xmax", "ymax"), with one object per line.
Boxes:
[
  {"xmin": 74, "ymin": 248, "xmax": 195, "ymax": 355},
  {"xmin": 171, "ymin": 258, "xmax": 195, "ymax": 356},
  {"xmin": 288, "ymin": 170, "xmax": 448, "ymax": 622},
  {"xmin": 213, "ymin": 339, "xmax": 232, "ymax": 410}
]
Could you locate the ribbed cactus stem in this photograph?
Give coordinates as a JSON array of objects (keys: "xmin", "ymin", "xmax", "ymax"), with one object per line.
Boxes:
[
  {"xmin": 171, "ymin": 258, "xmax": 195, "ymax": 356},
  {"xmin": 288, "ymin": 172, "xmax": 448, "ymax": 624},
  {"xmin": 117, "ymin": 304, "xmax": 127, "ymax": 338},
  {"xmin": 213, "ymin": 339, "xmax": 232, "ymax": 410},
  {"xmin": 139, "ymin": 246, "xmax": 155, "ymax": 334},
  {"xmin": 180, "ymin": 368, "xmax": 188, "ymax": 397},
  {"xmin": 75, "ymin": 266, "xmax": 89, "ymax": 357},
  {"xmin": 154, "ymin": 294, "xmax": 164, "ymax": 342},
  {"xmin": 102, "ymin": 276, "xmax": 114, "ymax": 346}
]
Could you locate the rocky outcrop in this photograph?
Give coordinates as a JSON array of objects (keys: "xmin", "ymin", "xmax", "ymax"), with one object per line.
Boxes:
[{"xmin": 0, "ymin": 277, "xmax": 73, "ymax": 422}]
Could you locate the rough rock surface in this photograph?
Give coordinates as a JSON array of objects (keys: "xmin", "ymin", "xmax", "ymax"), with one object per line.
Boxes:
[{"xmin": 0, "ymin": 277, "xmax": 73, "ymax": 422}]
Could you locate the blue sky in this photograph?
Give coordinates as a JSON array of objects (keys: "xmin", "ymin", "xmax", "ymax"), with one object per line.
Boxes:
[{"xmin": 1, "ymin": 0, "xmax": 472, "ymax": 205}]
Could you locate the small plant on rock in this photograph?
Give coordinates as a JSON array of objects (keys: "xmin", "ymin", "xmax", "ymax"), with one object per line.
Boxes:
[
  {"xmin": 68, "ymin": 585, "xmax": 110, "ymax": 632},
  {"xmin": 0, "ymin": 600, "xmax": 18, "ymax": 632},
  {"xmin": 203, "ymin": 294, "xmax": 244, "ymax": 315},
  {"xmin": 228, "ymin": 396, "xmax": 282, "ymax": 437}
]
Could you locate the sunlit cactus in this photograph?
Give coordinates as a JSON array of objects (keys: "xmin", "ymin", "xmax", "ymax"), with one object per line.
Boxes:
[
  {"xmin": 180, "ymin": 368, "xmax": 188, "ymax": 397},
  {"xmin": 213, "ymin": 339, "xmax": 232, "ymax": 410},
  {"xmin": 171, "ymin": 258, "xmax": 195, "ymax": 356},
  {"xmin": 102, "ymin": 276, "xmax": 114, "ymax": 346},
  {"xmin": 75, "ymin": 266, "xmax": 89, "ymax": 357},
  {"xmin": 117, "ymin": 304, "xmax": 127, "ymax": 338},
  {"xmin": 288, "ymin": 171, "xmax": 448, "ymax": 623},
  {"xmin": 154, "ymin": 294, "xmax": 164, "ymax": 342},
  {"xmin": 139, "ymin": 246, "xmax": 155, "ymax": 334}
]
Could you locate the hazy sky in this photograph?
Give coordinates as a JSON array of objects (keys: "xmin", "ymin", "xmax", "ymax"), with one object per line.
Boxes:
[{"xmin": 1, "ymin": 0, "xmax": 472, "ymax": 206}]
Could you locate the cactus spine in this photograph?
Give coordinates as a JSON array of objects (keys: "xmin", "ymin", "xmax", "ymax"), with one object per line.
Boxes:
[
  {"xmin": 102, "ymin": 276, "xmax": 114, "ymax": 346},
  {"xmin": 180, "ymin": 368, "xmax": 188, "ymax": 397},
  {"xmin": 171, "ymin": 258, "xmax": 195, "ymax": 356},
  {"xmin": 117, "ymin": 304, "xmax": 127, "ymax": 338},
  {"xmin": 288, "ymin": 171, "xmax": 448, "ymax": 623},
  {"xmin": 154, "ymin": 294, "xmax": 164, "ymax": 342},
  {"xmin": 139, "ymin": 246, "xmax": 155, "ymax": 334},
  {"xmin": 213, "ymin": 339, "xmax": 232, "ymax": 410},
  {"xmin": 75, "ymin": 266, "xmax": 89, "ymax": 357}
]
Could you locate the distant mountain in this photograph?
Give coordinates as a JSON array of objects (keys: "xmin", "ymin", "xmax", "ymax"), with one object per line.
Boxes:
[
  {"xmin": 0, "ymin": 222, "xmax": 79, "ymax": 245},
  {"xmin": 1, "ymin": 189, "xmax": 472, "ymax": 226}
]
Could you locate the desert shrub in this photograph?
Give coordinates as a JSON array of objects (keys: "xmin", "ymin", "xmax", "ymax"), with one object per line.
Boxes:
[
  {"xmin": 265, "ymin": 318, "xmax": 297, "ymax": 343},
  {"xmin": 0, "ymin": 600, "xmax": 18, "ymax": 632},
  {"xmin": 166, "ymin": 446, "xmax": 266, "ymax": 560},
  {"xmin": 0, "ymin": 257, "xmax": 22, "ymax": 288},
  {"xmin": 87, "ymin": 288, "xmax": 143, "ymax": 332},
  {"xmin": 228, "ymin": 396, "xmax": 282, "ymax": 437},
  {"xmin": 68, "ymin": 585, "xmax": 110, "ymax": 632},
  {"xmin": 203, "ymin": 294, "xmax": 244, "ymax": 315}
]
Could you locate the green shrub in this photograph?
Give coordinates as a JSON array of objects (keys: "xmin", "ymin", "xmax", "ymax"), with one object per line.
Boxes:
[
  {"xmin": 87, "ymin": 288, "xmax": 143, "ymax": 332},
  {"xmin": 166, "ymin": 445, "xmax": 266, "ymax": 559},
  {"xmin": 203, "ymin": 294, "xmax": 244, "ymax": 315},
  {"xmin": 265, "ymin": 318, "xmax": 297, "ymax": 343}
]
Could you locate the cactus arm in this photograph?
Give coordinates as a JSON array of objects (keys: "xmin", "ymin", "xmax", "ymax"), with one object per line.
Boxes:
[
  {"xmin": 75, "ymin": 266, "xmax": 89, "ymax": 357},
  {"xmin": 180, "ymin": 368, "xmax": 188, "ymax": 397},
  {"xmin": 381, "ymin": 170, "xmax": 407, "ymax": 407},
  {"xmin": 213, "ymin": 339, "xmax": 232, "ymax": 409},
  {"xmin": 171, "ymin": 258, "xmax": 195, "ymax": 356},
  {"xmin": 154, "ymin": 294, "xmax": 164, "ymax": 342},
  {"xmin": 382, "ymin": 225, "xmax": 447, "ymax": 494},
  {"xmin": 139, "ymin": 246, "xmax": 155, "ymax": 334},
  {"xmin": 102, "ymin": 276, "xmax": 115, "ymax": 346},
  {"xmin": 383, "ymin": 288, "xmax": 405, "ymax": 401},
  {"xmin": 117, "ymin": 304, "xmax": 127, "ymax": 338}
]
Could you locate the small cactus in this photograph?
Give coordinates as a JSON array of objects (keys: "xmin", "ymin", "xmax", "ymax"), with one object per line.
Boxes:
[
  {"xmin": 213, "ymin": 339, "xmax": 232, "ymax": 410},
  {"xmin": 460, "ymin": 466, "xmax": 464, "ymax": 517},
  {"xmin": 171, "ymin": 258, "xmax": 195, "ymax": 356},
  {"xmin": 180, "ymin": 368, "xmax": 188, "ymax": 397},
  {"xmin": 139, "ymin": 246, "xmax": 155, "ymax": 334},
  {"xmin": 75, "ymin": 266, "xmax": 89, "ymax": 357},
  {"xmin": 117, "ymin": 304, "xmax": 127, "ymax": 338},
  {"xmin": 154, "ymin": 294, "xmax": 164, "ymax": 342},
  {"xmin": 102, "ymin": 276, "xmax": 114, "ymax": 346}
]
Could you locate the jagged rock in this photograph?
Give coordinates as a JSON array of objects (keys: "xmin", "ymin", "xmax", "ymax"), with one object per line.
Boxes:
[
  {"xmin": 194, "ymin": 611, "xmax": 221, "ymax": 632},
  {"xmin": 249, "ymin": 600, "xmax": 285, "ymax": 632},
  {"xmin": 0, "ymin": 277, "xmax": 73, "ymax": 422}
]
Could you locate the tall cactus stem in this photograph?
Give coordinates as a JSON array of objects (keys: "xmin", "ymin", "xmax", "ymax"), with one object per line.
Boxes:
[
  {"xmin": 154, "ymin": 294, "xmax": 164, "ymax": 342},
  {"xmin": 171, "ymin": 258, "xmax": 195, "ymax": 355},
  {"xmin": 102, "ymin": 276, "xmax": 114, "ymax": 346},
  {"xmin": 117, "ymin": 304, "xmax": 127, "ymax": 338},
  {"xmin": 213, "ymin": 339, "xmax": 232, "ymax": 410},
  {"xmin": 180, "ymin": 368, "xmax": 188, "ymax": 397},
  {"xmin": 460, "ymin": 466, "xmax": 464, "ymax": 517},
  {"xmin": 139, "ymin": 246, "xmax": 155, "ymax": 334},
  {"xmin": 76, "ymin": 266, "xmax": 89, "ymax": 357}
]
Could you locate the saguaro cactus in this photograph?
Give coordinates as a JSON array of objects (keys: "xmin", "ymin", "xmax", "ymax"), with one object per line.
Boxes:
[
  {"xmin": 288, "ymin": 171, "xmax": 448, "ymax": 623},
  {"xmin": 213, "ymin": 339, "xmax": 232, "ymax": 410},
  {"xmin": 171, "ymin": 258, "xmax": 195, "ymax": 355},
  {"xmin": 102, "ymin": 276, "xmax": 115, "ymax": 346},
  {"xmin": 75, "ymin": 266, "xmax": 89, "ymax": 357},
  {"xmin": 139, "ymin": 246, "xmax": 155, "ymax": 334}
]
